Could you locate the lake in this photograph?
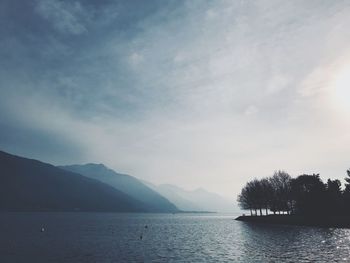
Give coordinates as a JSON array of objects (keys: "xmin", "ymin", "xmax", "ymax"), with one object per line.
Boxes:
[{"xmin": 1, "ymin": 212, "xmax": 350, "ymax": 262}]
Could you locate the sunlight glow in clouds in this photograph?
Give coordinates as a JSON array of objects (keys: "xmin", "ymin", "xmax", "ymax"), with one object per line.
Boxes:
[
  {"xmin": 1, "ymin": 0, "xmax": 350, "ymax": 199},
  {"xmin": 331, "ymin": 64, "xmax": 350, "ymax": 113}
]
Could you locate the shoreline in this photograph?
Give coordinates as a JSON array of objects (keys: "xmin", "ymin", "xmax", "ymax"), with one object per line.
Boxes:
[{"xmin": 235, "ymin": 215, "xmax": 350, "ymax": 228}]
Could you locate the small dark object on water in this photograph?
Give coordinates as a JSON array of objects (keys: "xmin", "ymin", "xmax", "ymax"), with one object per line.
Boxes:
[{"xmin": 140, "ymin": 225, "xmax": 148, "ymax": 240}]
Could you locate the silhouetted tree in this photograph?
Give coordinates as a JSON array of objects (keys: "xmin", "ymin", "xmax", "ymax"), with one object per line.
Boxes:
[
  {"xmin": 291, "ymin": 174, "xmax": 326, "ymax": 215},
  {"xmin": 260, "ymin": 178, "xmax": 273, "ymax": 215},
  {"xmin": 238, "ymin": 179, "xmax": 266, "ymax": 216},
  {"xmin": 345, "ymin": 169, "xmax": 350, "ymax": 185},
  {"xmin": 238, "ymin": 169, "xmax": 350, "ymax": 217},
  {"xmin": 269, "ymin": 171, "xmax": 292, "ymax": 214},
  {"xmin": 237, "ymin": 173, "xmax": 292, "ymax": 216},
  {"xmin": 342, "ymin": 169, "xmax": 350, "ymax": 215},
  {"xmin": 246, "ymin": 179, "xmax": 264, "ymax": 215},
  {"xmin": 325, "ymin": 179, "xmax": 342, "ymax": 215},
  {"xmin": 237, "ymin": 186, "xmax": 254, "ymax": 216}
]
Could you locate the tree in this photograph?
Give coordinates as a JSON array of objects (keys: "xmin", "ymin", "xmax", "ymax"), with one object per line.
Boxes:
[
  {"xmin": 291, "ymin": 174, "xmax": 326, "ymax": 215},
  {"xmin": 342, "ymin": 169, "xmax": 350, "ymax": 215},
  {"xmin": 269, "ymin": 171, "xmax": 292, "ymax": 214},
  {"xmin": 238, "ymin": 169, "xmax": 350, "ymax": 217},
  {"xmin": 237, "ymin": 172, "xmax": 292, "ymax": 216},
  {"xmin": 248, "ymin": 179, "xmax": 265, "ymax": 216},
  {"xmin": 260, "ymin": 178, "xmax": 273, "ymax": 215},
  {"xmin": 237, "ymin": 186, "xmax": 254, "ymax": 216},
  {"xmin": 325, "ymin": 179, "xmax": 342, "ymax": 215},
  {"xmin": 237, "ymin": 179, "xmax": 266, "ymax": 216},
  {"xmin": 345, "ymin": 169, "xmax": 350, "ymax": 185}
]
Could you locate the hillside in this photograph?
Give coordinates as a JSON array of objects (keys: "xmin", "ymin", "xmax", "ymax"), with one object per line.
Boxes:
[
  {"xmin": 0, "ymin": 151, "xmax": 151, "ymax": 212},
  {"xmin": 147, "ymin": 183, "xmax": 236, "ymax": 213},
  {"xmin": 59, "ymin": 164, "xmax": 178, "ymax": 213}
]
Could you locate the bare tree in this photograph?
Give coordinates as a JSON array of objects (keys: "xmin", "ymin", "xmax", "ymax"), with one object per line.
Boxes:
[{"xmin": 269, "ymin": 171, "xmax": 292, "ymax": 214}]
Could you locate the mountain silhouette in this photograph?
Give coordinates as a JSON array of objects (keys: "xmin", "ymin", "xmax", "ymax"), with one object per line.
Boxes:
[
  {"xmin": 147, "ymin": 183, "xmax": 236, "ymax": 213},
  {"xmin": 0, "ymin": 150, "xmax": 154, "ymax": 212},
  {"xmin": 59, "ymin": 164, "xmax": 178, "ymax": 212}
]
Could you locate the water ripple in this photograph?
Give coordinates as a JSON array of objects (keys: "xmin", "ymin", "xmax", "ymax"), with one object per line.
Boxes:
[{"xmin": 1, "ymin": 213, "xmax": 350, "ymax": 262}]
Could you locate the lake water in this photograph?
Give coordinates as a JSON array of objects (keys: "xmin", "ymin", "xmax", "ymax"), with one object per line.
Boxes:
[{"xmin": 1, "ymin": 212, "xmax": 350, "ymax": 262}]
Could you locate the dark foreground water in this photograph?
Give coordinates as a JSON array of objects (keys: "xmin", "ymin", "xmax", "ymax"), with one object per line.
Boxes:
[{"xmin": 1, "ymin": 213, "xmax": 350, "ymax": 262}]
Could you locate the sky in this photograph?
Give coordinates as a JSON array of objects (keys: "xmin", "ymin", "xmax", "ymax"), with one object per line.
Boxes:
[{"xmin": 1, "ymin": 0, "xmax": 350, "ymax": 199}]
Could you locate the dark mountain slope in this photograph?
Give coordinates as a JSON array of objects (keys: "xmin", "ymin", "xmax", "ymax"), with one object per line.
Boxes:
[
  {"xmin": 60, "ymin": 164, "xmax": 178, "ymax": 212},
  {"xmin": 0, "ymin": 150, "xmax": 150, "ymax": 212}
]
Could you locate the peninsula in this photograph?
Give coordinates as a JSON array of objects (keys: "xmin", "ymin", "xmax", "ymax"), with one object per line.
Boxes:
[{"xmin": 236, "ymin": 170, "xmax": 350, "ymax": 228}]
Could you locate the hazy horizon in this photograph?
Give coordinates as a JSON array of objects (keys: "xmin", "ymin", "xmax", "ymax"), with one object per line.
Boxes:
[{"xmin": 1, "ymin": 0, "xmax": 350, "ymax": 199}]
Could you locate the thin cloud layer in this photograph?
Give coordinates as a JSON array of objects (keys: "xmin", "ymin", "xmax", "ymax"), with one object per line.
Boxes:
[
  {"xmin": 35, "ymin": 0, "xmax": 90, "ymax": 35},
  {"xmin": 1, "ymin": 0, "xmax": 350, "ymax": 198}
]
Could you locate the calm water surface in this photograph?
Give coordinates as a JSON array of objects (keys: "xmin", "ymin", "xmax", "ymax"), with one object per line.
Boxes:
[{"xmin": 1, "ymin": 212, "xmax": 350, "ymax": 262}]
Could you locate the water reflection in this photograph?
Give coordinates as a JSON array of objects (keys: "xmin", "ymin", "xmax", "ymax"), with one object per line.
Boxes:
[{"xmin": 237, "ymin": 221, "xmax": 350, "ymax": 262}]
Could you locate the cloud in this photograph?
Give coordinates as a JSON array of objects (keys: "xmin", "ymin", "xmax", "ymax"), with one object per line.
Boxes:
[
  {"xmin": 267, "ymin": 75, "xmax": 290, "ymax": 94},
  {"xmin": 2, "ymin": 0, "xmax": 350, "ymax": 198},
  {"xmin": 244, "ymin": 105, "xmax": 259, "ymax": 116},
  {"xmin": 128, "ymin": 52, "xmax": 144, "ymax": 67},
  {"xmin": 35, "ymin": 0, "xmax": 90, "ymax": 35},
  {"xmin": 298, "ymin": 66, "xmax": 331, "ymax": 98}
]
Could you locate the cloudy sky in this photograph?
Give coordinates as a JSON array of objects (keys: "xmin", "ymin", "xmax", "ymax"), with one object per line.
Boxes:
[{"xmin": 1, "ymin": 0, "xmax": 350, "ymax": 199}]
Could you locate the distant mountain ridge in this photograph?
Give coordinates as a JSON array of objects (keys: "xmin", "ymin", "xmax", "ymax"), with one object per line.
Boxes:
[
  {"xmin": 146, "ymin": 183, "xmax": 236, "ymax": 213},
  {"xmin": 59, "ymin": 163, "xmax": 178, "ymax": 213},
  {"xmin": 0, "ymin": 149, "xmax": 234, "ymax": 213},
  {"xmin": 0, "ymin": 150, "xmax": 152, "ymax": 212}
]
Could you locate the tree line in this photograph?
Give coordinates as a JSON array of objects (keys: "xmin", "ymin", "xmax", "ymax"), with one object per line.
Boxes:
[{"xmin": 237, "ymin": 170, "xmax": 350, "ymax": 216}]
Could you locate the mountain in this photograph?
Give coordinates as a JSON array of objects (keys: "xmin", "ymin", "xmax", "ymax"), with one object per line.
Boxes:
[
  {"xmin": 59, "ymin": 164, "xmax": 178, "ymax": 213},
  {"xmin": 147, "ymin": 183, "xmax": 236, "ymax": 213},
  {"xmin": 0, "ymin": 150, "xmax": 153, "ymax": 212}
]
